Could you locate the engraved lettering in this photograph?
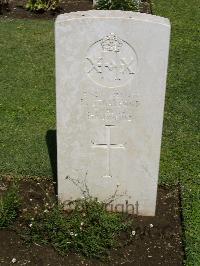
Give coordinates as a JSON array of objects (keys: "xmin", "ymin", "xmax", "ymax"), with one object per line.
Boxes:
[
  {"xmin": 81, "ymin": 89, "xmax": 140, "ymax": 123},
  {"xmin": 86, "ymin": 57, "xmax": 103, "ymax": 74},
  {"xmin": 120, "ymin": 58, "xmax": 135, "ymax": 74}
]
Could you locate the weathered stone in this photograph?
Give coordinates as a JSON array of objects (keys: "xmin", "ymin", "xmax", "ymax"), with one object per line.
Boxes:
[{"xmin": 55, "ymin": 10, "xmax": 170, "ymax": 216}]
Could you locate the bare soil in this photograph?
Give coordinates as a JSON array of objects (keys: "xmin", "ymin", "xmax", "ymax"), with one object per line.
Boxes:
[{"xmin": 0, "ymin": 178, "xmax": 184, "ymax": 265}]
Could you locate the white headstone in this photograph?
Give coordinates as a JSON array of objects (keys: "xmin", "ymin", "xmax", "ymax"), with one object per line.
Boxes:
[{"xmin": 55, "ymin": 11, "xmax": 170, "ymax": 216}]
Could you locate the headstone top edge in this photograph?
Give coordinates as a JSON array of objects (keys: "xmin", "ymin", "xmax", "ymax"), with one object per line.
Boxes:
[{"xmin": 55, "ymin": 10, "xmax": 170, "ymax": 27}]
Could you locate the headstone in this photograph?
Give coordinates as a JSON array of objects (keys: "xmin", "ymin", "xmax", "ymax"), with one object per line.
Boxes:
[{"xmin": 55, "ymin": 11, "xmax": 170, "ymax": 216}]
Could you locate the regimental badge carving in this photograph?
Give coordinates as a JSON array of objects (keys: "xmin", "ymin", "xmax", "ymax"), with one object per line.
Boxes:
[
  {"xmin": 101, "ymin": 33, "xmax": 123, "ymax": 52},
  {"xmin": 85, "ymin": 33, "xmax": 138, "ymax": 87}
]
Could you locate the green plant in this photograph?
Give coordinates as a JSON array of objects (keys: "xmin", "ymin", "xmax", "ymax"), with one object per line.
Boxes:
[
  {"xmin": 96, "ymin": 0, "xmax": 139, "ymax": 11},
  {"xmin": 24, "ymin": 197, "xmax": 133, "ymax": 259},
  {"xmin": 0, "ymin": 183, "xmax": 21, "ymax": 228},
  {"xmin": 25, "ymin": 0, "xmax": 60, "ymax": 12}
]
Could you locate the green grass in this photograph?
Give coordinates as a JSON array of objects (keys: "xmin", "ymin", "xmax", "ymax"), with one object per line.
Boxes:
[
  {"xmin": 153, "ymin": 0, "xmax": 200, "ymax": 265},
  {"xmin": 0, "ymin": 19, "xmax": 55, "ymax": 177},
  {"xmin": 0, "ymin": 183, "xmax": 20, "ymax": 228},
  {"xmin": 0, "ymin": 1, "xmax": 199, "ymax": 263}
]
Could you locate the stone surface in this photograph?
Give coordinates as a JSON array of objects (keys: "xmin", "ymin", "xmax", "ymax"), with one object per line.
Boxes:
[{"xmin": 55, "ymin": 10, "xmax": 170, "ymax": 216}]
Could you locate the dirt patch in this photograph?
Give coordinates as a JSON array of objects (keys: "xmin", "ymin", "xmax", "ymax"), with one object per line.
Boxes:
[
  {"xmin": 0, "ymin": 178, "xmax": 184, "ymax": 265},
  {"xmin": 0, "ymin": 0, "xmax": 152, "ymax": 20}
]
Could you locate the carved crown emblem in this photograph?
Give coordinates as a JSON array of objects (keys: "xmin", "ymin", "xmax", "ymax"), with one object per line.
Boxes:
[{"xmin": 101, "ymin": 33, "xmax": 123, "ymax": 52}]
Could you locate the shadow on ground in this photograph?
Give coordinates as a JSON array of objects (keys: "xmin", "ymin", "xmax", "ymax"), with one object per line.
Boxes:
[{"xmin": 46, "ymin": 129, "xmax": 57, "ymax": 191}]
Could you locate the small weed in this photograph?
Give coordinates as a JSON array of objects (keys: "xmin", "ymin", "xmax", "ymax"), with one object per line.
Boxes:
[
  {"xmin": 23, "ymin": 197, "xmax": 133, "ymax": 259},
  {"xmin": 96, "ymin": 0, "xmax": 139, "ymax": 11},
  {"xmin": 0, "ymin": 183, "xmax": 21, "ymax": 228},
  {"xmin": 25, "ymin": 0, "xmax": 60, "ymax": 12}
]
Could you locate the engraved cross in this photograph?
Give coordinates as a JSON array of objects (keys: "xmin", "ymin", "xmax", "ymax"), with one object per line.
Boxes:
[{"xmin": 91, "ymin": 125, "xmax": 125, "ymax": 178}]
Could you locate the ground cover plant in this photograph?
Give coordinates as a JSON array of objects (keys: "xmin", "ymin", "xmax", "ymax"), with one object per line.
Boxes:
[
  {"xmin": 0, "ymin": 0, "xmax": 199, "ymax": 264},
  {"xmin": 96, "ymin": 0, "xmax": 139, "ymax": 11},
  {"xmin": 26, "ymin": 0, "xmax": 60, "ymax": 12},
  {"xmin": 22, "ymin": 194, "xmax": 132, "ymax": 259},
  {"xmin": 0, "ymin": 183, "xmax": 20, "ymax": 228}
]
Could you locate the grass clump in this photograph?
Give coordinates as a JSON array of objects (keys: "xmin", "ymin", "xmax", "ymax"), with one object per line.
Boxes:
[
  {"xmin": 25, "ymin": 0, "xmax": 60, "ymax": 12},
  {"xmin": 96, "ymin": 0, "xmax": 139, "ymax": 11},
  {"xmin": 25, "ymin": 197, "xmax": 132, "ymax": 259},
  {"xmin": 0, "ymin": 183, "xmax": 20, "ymax": 228}
]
